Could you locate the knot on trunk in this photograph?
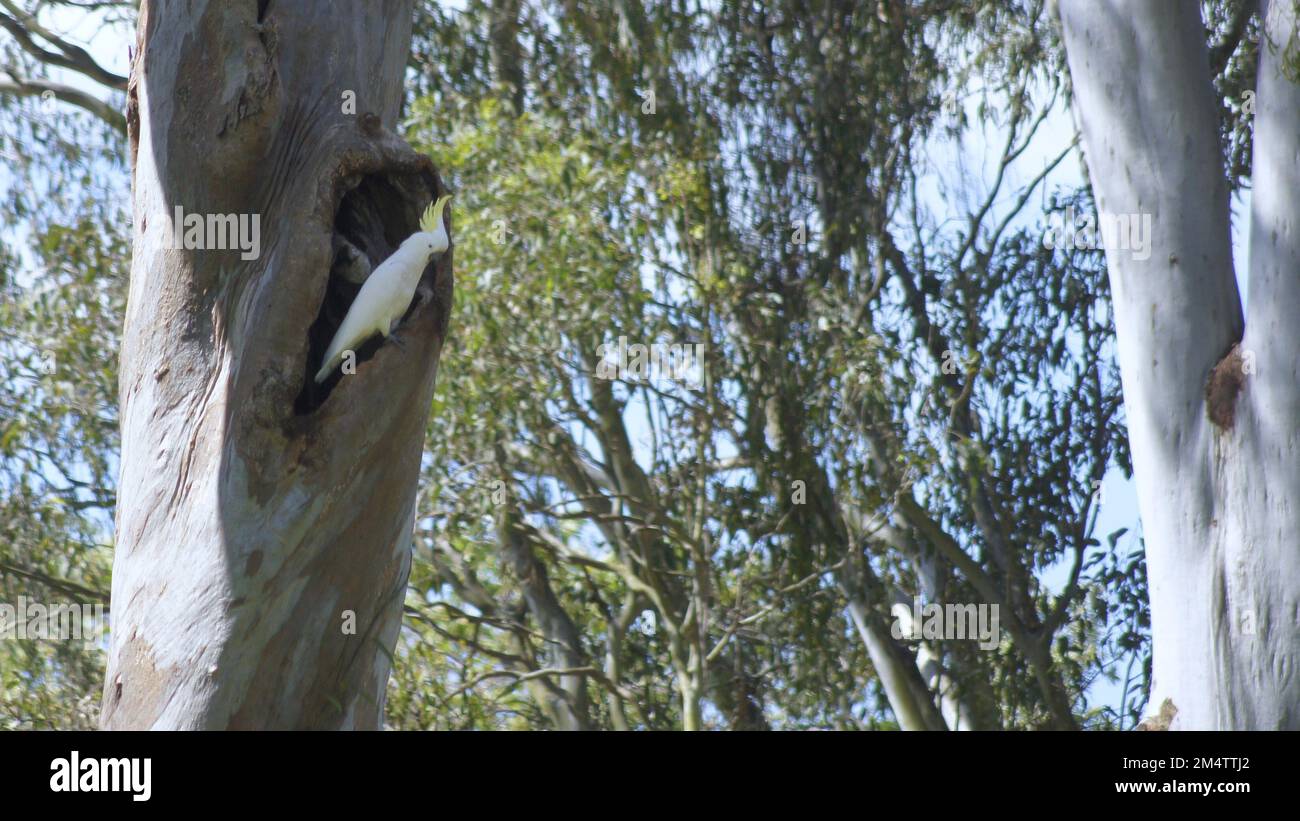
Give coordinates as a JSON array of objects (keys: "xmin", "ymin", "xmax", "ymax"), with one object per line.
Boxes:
[
  {"xmin": 1205, "ymin": 342, "xmax": 1247, "ymax": 430},
  {"xmin": 294, "ymin": 130, "xmax": 451, "ymax": 416}
]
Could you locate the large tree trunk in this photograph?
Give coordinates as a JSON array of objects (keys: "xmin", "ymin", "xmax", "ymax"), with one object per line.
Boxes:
[
  {"xmin": 101, "ymin": 0, "xmax": 452, "ymax": 729},
  {"xmin": 1059, "ymin": 0, "xmax": 1300, "ymax": 729}
]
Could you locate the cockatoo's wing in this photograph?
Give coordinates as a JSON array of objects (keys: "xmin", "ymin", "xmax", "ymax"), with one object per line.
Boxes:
[{"xmin": 314, "ymin": 255, "xmax": 410, "ymax": 382}]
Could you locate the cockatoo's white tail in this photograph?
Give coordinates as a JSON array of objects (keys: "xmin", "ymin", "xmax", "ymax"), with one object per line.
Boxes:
[{"xmin": 313, "ymin": 306, "xmax": 377, "ymax": 384}]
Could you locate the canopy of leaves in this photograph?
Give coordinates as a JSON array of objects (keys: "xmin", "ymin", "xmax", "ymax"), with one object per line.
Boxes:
[{"xmin": 6, "ymin": 0, "xmax": 1267, "ymax": 729}]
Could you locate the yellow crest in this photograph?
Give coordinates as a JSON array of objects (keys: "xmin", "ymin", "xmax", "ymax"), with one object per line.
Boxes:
[{"xmin": 420, "ymin": 194, "xmax": 453, "ymax": 233}]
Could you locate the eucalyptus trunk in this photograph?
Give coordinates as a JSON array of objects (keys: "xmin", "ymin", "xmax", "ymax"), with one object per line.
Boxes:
[
  {"xmin": 102, "ymin": 0, "xmax": 452, "ymax": 729},
  {"xmin": 1059, "ymin": 0, "xmax": 1300, "ymax": 730}
]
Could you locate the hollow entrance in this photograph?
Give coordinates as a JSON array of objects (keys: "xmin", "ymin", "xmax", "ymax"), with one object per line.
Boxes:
[{"xmin": 295, "ymin": 170, "xmax": 439, "ymax": 415}]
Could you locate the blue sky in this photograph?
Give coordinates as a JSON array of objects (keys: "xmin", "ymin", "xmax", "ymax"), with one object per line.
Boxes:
[{"xmin": 17, "ymin": 3, "xmax": 1258, "ymax": 727}]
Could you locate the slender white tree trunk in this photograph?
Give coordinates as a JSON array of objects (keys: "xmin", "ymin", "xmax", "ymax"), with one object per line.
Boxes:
[
  {"xmin": 1059, "ymin": 0, "xmax": 1300, "ymax": 729},
  {"xmin": 102, "ymin": 0, "xmax": 452, "ymax": 729}
]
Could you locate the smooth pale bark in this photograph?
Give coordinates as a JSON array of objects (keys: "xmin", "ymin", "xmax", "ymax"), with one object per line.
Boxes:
[
  {"xmin": 841, "ymin": 503, "xmax": 981, "ymax": 730},
  {"xmin": 102, "ymin": 0, "xmax": 452, "ymax": 729},
  {"xmin": 895, "ymin": 568, "xmax": 980, "ymax": 731},
  {"xmin": 498, "ymin": 509, "xmax": 591, "ymax": 730},
  {"xmin": 1060, "ymin": 0, "xmax": 1300, "ymax": 729},
  {"xmin": 842, "ymin": 584, "xmax": 947, "ymax": 731}
]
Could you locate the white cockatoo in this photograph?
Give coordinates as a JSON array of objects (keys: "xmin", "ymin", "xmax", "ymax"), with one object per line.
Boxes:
[{"xmin": 314, "ymin": 194, "xmax": 451, "ymax": 383}]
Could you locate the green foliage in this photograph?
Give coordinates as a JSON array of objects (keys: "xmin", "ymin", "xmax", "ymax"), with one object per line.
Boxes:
[
  {"xmin": 386, "ymin": 0, "xmax": 1150, "ymax": 730},
  {"xmin": 0, "ymin": 198, "xmax": 125, "ymax": 729},
  {"xmin": 19, "ymin": 0, "xmax": 1272, "ymax": 730},
  {"xmin": 0, "ymin": 25, "xmax": 127, "ymax": 724}
]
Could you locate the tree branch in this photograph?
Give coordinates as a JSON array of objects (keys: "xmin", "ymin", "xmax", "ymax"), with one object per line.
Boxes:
[
  {"xmin": 0, "ymin": 3, "xmax": 128, "ymax": 89},
  {"xmin": 0, "ymin": 73, "xmax": 125, "ymax": 132}
]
